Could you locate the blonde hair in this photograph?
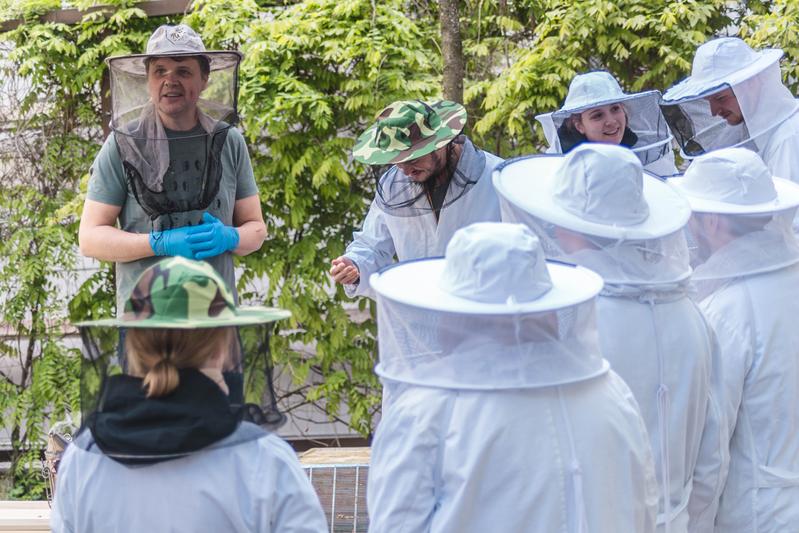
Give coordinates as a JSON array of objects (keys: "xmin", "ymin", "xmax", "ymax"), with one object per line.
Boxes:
[{"xmin": 125, "ymin": 327, "xmax": 234, "ymax": 398}]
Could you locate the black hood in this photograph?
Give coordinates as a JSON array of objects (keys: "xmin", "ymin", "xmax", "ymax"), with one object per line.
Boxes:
[{"xmin": 87, "ymin": 368, "xmax": 241, "ymax": 465}]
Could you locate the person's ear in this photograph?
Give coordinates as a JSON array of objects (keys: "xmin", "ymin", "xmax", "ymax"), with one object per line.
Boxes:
[{"xmin": 573, "ymin": 116, "xmax": 586, "ymax": 135}]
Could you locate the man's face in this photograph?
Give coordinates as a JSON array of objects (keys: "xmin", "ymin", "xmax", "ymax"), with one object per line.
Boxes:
[
  {"xmin": 146, "ymin": 57, "xmax": 208, "ymax": 126},
  {"xmin": 396, "ymin": 145, "xmax": 448, "ymax": 183},
  {"xmin": 706, "ymin": 88, "xmax": 744, "ymax": 126},
  {"xmin": 574, "ymin": 103, "xmax": 627, "ymax": 145}
]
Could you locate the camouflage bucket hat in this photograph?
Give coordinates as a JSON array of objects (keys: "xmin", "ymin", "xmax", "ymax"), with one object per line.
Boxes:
[
  {"xmin": 75, "ymin": 257, "xmax": 290, "ymax": 329},
  {"xmin": 353, "ymin": 100, "xmax": 467, "ymax": 165}
]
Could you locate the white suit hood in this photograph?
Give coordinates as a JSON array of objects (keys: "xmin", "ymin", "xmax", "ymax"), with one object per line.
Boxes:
[
  {"xmin": 367, "ymin": 223, "xmax": 658, "ymax": 533},
  {"xmin": 662, "ymin": 38, "xmax": 799, "ymax": 162},
  {"xmin": 495, "ymin": 147, "xmax": 728, "ymax": 532},
  {"xmin": 536, "ymin": 71, "xmax": 677, "ymax": 176},
  {"xmin": 344, "ymin": 137, "xmax": 502, "ymax": 299}
]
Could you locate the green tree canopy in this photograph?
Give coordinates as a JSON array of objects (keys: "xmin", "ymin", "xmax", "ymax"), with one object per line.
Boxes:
[{"xmin": 1, "ymin": 0, "xmax": 798, "ymax": 499}]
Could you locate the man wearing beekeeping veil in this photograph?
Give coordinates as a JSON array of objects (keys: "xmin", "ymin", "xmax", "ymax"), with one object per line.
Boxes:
[
  {"xmin": 79, "ymin": 24, "xmax": 265, "ymax": 310},
  {"xmin": 367, "ymin": 222, "xmax": 658, "ymax": 532},
  {"xmin": 661, "ymin": 37, "xmax": 799, "ymax": 183},
  {"xmin": 670, "ymin": 148, "xmax": 799, "ymax": 532},
  {"xmin": 329, "ymin": 100, "xmax": 502, "ymax": 299},
  {"xmin": 494, "ymin": 144, "xmax": 727, "ymax": 533}
]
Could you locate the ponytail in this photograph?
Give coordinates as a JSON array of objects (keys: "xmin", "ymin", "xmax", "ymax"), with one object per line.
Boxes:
[
  {"xmin": 125, "ymin": 327, "xmax": 233, "ymax": 398},
  {"xmin": 142, "ymin": 357, "xmax": 180, "ymax": 398}
]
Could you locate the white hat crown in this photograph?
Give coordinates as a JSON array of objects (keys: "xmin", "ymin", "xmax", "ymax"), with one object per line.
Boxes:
[
  {"xmin": 692, "ymin": 38, "xmax": 759, "ymax": 83},
  {"xmin": 439, "ymin": 223, "xmax": 553, "ymax": 304},
  {"xmin": 552, "ymin": 144, "xmax": 650, "ymax": 228},
  {"xmin": 146, "ymin": 24, "xmax": 207, "ymax": 56},
  {"xmin": 681, "ymin": 148, "xmax": 777, "ymax": 206},
  {"xmin": 562, "ymin": 71, "xmax": 625, "ymax": 112}
]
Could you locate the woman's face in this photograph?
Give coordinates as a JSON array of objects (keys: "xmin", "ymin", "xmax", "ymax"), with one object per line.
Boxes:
[{"xmin": 575, "ymin": 103, "xmax": 627, "ymax": 144}]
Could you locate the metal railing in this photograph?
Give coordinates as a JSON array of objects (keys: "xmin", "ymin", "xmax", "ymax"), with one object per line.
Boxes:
[{"xmin": 304, "ymin": 462, "xmax": 369, "ymax": 533}]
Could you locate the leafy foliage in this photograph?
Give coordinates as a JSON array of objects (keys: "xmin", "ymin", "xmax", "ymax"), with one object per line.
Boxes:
[
  {"xmin": 189, "ymin": 0, "xmax": 440, "ymax": 435},
  {"xmin": 2, "ymin": 0, "xmax": 798, "ymax": 499},
  {"xmin": 742, "ymin": 0, "xmax": 799, "ymax": 93},
  {"xmin": 468, "ymin": 0, "xmax": 731, "ymax": 155},
  {"xmin": 0, "ymin": 0, "xmax": 173, "ymax": 498},
  {"xmin": 0, "ymin": 187, "xmax": 82, "ymax": 500}
]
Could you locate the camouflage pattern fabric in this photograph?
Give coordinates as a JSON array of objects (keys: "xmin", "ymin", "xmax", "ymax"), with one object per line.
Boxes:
[
  {"xmin": 353, "ymin": 100, "xmax": 467, "ymax": 165},
  {"xmin": 75, "ymin": 257, "xmax": 290, "ymax": 329}
]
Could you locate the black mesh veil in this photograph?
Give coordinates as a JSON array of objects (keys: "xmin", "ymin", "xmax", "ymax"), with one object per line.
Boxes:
[
  {"xmin": 77, "ymin": 323, "xmax": 286, "ymax": 462},
  {"xmin": 107, "ymin": 51, "xmax": 241, "ymax": 230},
  {"xmin": 372, "ymin": 135, "xmax": 484, "ymax": 217},
  {"xmin": 660, "ymin": 94, "xmax": 754, "ymax": 158}
]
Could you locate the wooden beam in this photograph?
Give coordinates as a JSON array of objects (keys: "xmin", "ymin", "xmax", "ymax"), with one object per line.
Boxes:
[{"xmin": 1, "ymin": 0, "xmax": 193, "ymax": 33}]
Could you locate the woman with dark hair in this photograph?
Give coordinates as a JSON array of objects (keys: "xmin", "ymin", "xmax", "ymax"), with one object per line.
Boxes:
[
  {"xmin": 537, "ymin": 71, "xmax": 678, "ymax": 176},
  {"xmin": 51, "ymin": 257, "xmax": 327, "ymax": 533}
]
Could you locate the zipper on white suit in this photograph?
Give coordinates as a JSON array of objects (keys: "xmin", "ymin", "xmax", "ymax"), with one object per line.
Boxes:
[
  {"xmin": 643, "ymin": 296, "xmax": 672, "ymax": 533},
  {"xmin": 557, "ymin": 386, "xmax": 590, "ymax": 533}
]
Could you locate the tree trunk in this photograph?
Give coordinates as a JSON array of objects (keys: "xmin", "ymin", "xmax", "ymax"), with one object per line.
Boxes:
[{"xmin": 440, "ymin": 0, "xmax": 464, "ymax": 104}]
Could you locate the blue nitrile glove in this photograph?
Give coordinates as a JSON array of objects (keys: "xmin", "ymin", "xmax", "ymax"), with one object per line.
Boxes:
[
  {"xmin": 149, "ymin": 224, "xmax": 208, "ymax": 259},
  {"xmin": 187, "ymin": 212, "xmax": 240, "ymax": 260}
]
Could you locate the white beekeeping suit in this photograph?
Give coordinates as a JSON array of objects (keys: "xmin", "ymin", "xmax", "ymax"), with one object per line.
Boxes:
[
  {"xmin": 670, "ymin": 148, "xmax": 799, "ymax": 533},
  {"xmin": 367, "ymin": 222, "xmax": 658, "ymax": 533},
  {"xmin": 662, "ymin": 38, "xmax": 799, "ymax": 184},
  {"xmin": 339, "ymin": 100, "xmax": 502, "ymax": 300},
  {"xmin": 536, "ymin": 71, "xmax": 678, "ymax": 176},
  {"xmin": 494, "ymin": 144, "xmax": 727, "ymax": 533}
]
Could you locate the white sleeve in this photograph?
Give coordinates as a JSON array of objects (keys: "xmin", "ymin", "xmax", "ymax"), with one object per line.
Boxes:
[
  {"xmin": 688, "ymin": 325, "xmax": 730, "ymax": 532},
  {"xmin": 265, "ymin": 437, "xmax": 329, "ymax": 533},
  {"xmin": 49, "ymin": 446, "xmax": 77, "ymax": 533},
  {"xmin": 343, "ymin": 200, "xmax": 396, "ymax": 299},
  {"xmin": 367, "ymin": 390, "xmax": 450, "ymax": 533}
]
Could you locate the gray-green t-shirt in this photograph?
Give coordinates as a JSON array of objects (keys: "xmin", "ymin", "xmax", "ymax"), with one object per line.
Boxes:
[{"xmin": 87, "ymin": 126, "xmax": 258, "ymax": 311}]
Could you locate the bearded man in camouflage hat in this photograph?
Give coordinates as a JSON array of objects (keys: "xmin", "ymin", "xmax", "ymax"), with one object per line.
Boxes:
[{"xmin": 330, "ymin": 99, "xmax": 503, "ymax": 298}]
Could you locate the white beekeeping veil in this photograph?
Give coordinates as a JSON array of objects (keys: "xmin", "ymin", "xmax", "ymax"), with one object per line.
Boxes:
[
  {"xmin": 494, "ymin": 144, "xmax": 692, "ymax": 289},
  {"xmin": 106, "ymin": 24, "xmax": 242, "ymax": 227},
  {"xmin": 369, "ymin": 222, "xmax": 608, "ymax": 390},
  {"xmin": 661, "ymin": 38, "xmax": 798, "ymax": 159},
  {"xmin": 536, "ymin": 71, "xmax": 675, "ymax": 173},
  {"xmin": 669, "ymin": 148, "xmax": 799, "ymax": 299}
]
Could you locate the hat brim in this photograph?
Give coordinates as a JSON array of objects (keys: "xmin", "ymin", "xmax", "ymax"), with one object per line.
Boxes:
[
  {"xmin": 493, "ymin": 154, "xmax": 691, "ymax": 240},
  {"xmin": 74, "ymin": 306, "xmax": 291, "ymax": 329},
  {"xmin": 662, "ymin": 49, "xmax": 783, "ymax": 104},
  {"xmin": 668, "ymin": 175, "xmax": 799, "ymax": 214},
  {"xmin": 370, "ymin": 258, "xmax": 603, "ymax": 315},
  {"xmin": 353, "ymin": 101, "xmax": 467, "ymax": 166},
  {"xmin": 553, "ymin": 90, "xmax": 661, "ymax": 119},
  {"xmin": 107, "ymin": 50, "xmax": 242, "ymax": 76}
]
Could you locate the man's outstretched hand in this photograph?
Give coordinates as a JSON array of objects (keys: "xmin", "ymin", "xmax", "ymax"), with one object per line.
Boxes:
[{"xmin": 330, "ymin": 256, "xmax": 360, "ymax": 285}]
